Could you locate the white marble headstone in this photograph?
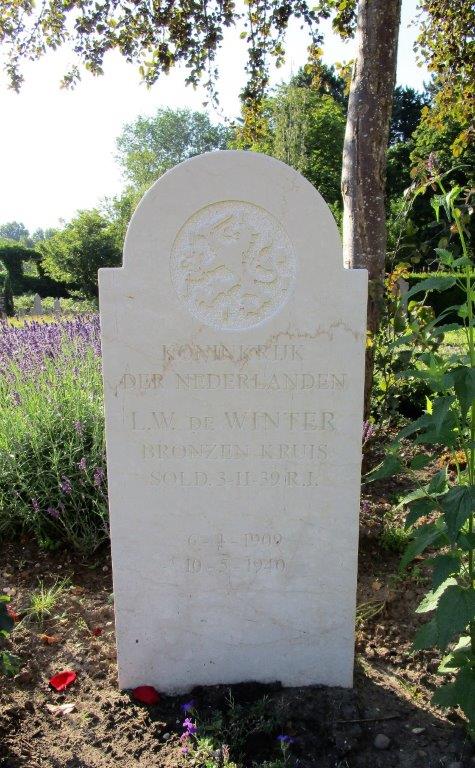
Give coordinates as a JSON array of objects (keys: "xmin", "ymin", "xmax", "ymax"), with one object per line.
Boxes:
[{"xmin": 99, "ymin": 151, "xmax": 367, "ymax": 693}]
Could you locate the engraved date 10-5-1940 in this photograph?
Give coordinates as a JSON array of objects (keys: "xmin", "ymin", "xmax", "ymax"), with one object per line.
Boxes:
[{"xmin": 185, "ymin": 556, "xmax": 286, "ymax": 575}]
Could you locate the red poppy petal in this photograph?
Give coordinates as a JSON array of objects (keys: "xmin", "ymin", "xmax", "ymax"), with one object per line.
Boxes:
[
  {"xmin": 49, "ymin": 670, "xmax": 77, "ymax": 691},
  {"xmin": 92, "ymin": 627, "xmax": 103, "ymax": 637},
  {"xmin": 6, "ymin": 606, "xmax": 20, "ymax": 622},
  {"xmin": 132, "ymin": 686, "xmax": 160, "ymax": 705}
]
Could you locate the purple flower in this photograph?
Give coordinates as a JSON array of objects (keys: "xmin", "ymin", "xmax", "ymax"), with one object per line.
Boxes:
[
  {"xmin": 0, "ymin": 314, "xmax": 101, "ymax": 378},
  {"xmin": 427, "ymin": 151, "xmax": 439, "ymax": 175},
  {"xmin": 93, "ymin": 467, "xmax": 105, "ymax": 487},
  {"xmin": 362, "ymin": 420, "xmax": 375, "ymax": 444},
  {"xmin": 183, "ymin": 718, "xmax": 197, "ymax": 735},
  {"xmin": 47, "ymin": 506, "xmax": 60, "ymax": 519},
  {"xmin": 180, "ymin": 700, "xmax": 196, "ymax": 713},
  {"xmin": 11, "ymin": 391, "xmax": 21, "ymax": 406},
  {"xmin": 181, "ymin": 747, "xmax": 189, "ymax": 755},
  {"xmin": 60, "ymin": 476, "xmax": 72, "ymax": 495},
  {"xmin": 180, "ymin": 732, "xmax": 190, "ymax": 743},
  {"xmin": 78, "ymin": 457, "xmax": 87, "ymax": 472},
  {"xmin": 74, "ymin": 420, "xmax": 83, "ymax": 435},
  {"xmin": 277, "ymin": 735, "xmax": 295, "ymax": 744}
]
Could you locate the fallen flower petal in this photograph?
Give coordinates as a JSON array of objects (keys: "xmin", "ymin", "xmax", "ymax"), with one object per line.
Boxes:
[
  {"xmin": 49, "ymin": 670, "xmax": 77, "ymax": 691},
  {"xmin": 6, "ymin": 605, "xmax": 20, "ymax": 622},
  {"xmin": 40, "ymin": 634, "xmax": 60, "ymax": 645},
  {"xmin": 46, "ymin": 702, "xmax": 76, "ymax": 717},
  {"xmin": 132, "ymin": 686, "xmax": 160, "ymax": 705},
  {"xmin": 92, "ymin": 627, "xmax": 103, "ymax": 637}
]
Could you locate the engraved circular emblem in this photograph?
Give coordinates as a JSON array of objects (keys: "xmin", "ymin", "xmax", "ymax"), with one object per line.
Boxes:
[{"xmin": 170, "ymin": 201, "xmax": 297, "ymax": 331}]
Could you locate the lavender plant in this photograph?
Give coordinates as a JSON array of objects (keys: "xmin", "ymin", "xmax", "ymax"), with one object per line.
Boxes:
[
  {"xmin": 367, "ymin": 180, "xmax": 475, "ymax": 735},
  {"xmin": 0, "ymin": 315, "xmax": 108, "ymax": 552}
]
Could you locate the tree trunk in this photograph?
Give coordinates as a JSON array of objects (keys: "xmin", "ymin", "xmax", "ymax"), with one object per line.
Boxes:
[{"xmin": 342, "ymin": 0, "xmax": 402, "ymax": 418}]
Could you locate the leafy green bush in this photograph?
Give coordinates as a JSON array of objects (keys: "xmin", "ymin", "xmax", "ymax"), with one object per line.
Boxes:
[
  {"xmin": 367, "ymin": 181, "xmax": 475, "ymax": 737},
  {"xmin": 38, "ymin": 209, "xmax": 121, "ymax": 297},
  {"xmin": 0, "ymin": 316, "xmax": 107, "ymax": 552}
]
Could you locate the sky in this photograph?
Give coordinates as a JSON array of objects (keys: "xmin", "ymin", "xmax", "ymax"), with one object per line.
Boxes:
[{"xmin": 0, "ymin": 0, "xmax": 428, "ymax": 233}]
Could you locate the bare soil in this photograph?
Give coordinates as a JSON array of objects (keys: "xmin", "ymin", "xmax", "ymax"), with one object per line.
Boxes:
[{"xmin": 1, "ymin": 478, "xmax": 473, "ymax": 767}]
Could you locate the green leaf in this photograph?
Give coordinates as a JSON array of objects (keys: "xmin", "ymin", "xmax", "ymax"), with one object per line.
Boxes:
[
  {"xmin": 438, "ymin": 636, "xmax": 473, "ymax": 673},
  {"xmin": 405, "ymin": 276, "xmax": 456, "ymax": 302},
  {"xmin": 432, "ymin": 396, "xmax": 455, "ymax": 435},
  {"xmin": 451, "ymin": 255, "xmax": 472, "ymax": 268},
  {"xmin": 451, "ymin": 366, "xmax": 475, "ymax": 420},
  {"xmin": 410, "ymin": 454, "xmax": 433, "ymax": 470},
  {"xmin": 434, "ymin": 248, "xmax": 454, "ymax": 266},
  {"xmin": 440, "ymin": 485, "xmax": 475, "ymax": 540},
  {"xmin": 0, "ymin": 599, "xmax": 14, "ymax": 634},
  {"xmin": 435, "ymin": 585, "xmax": 475, "ymax": 649},
  {"xmin": 405, "ymin": 497, "xmax": 438, "ymax": 529},
  {"xmin": 409, "ymin": 399, "xmax": 457, "ymax": 448},
  {"xmin": 432, "ymin": 323, "xmax": 464, "ymax": 337},
  {"xmin": 432, "ymin": 680, "xmax": 459, "ymax": 708},
  {"xmin": 413, "ymin": 619, "xmax": 438, "ymax": 650},
  {"xmin": 364, "ymin": 454, "xmax": 404, "ymax": 484},
  {"xmin": 399, "ymin": 486, "xmax": 431, "ymax": 507},
  {"xmin": 0, "ymin": 650, "xmax": 21, "ymax": 677},
  {"xmin": 458, "ymin": 531, "xmax": 475, "ymax": 551},
  {"xmin": 396, "ymin": 414, "xmax": 430, "ymax": 442},
  {"xmin": 430, "ymin": 195, "xmax": 444, "ymax": 223},
  {"xmin": 433, "ymin": 667, "xmax": 475, "ymax": 724},
  {"xmin": 400, "ymin": 522, "xmax": 445, "ymax": 570},
  {"xmin": 416, "ymin": 578, "xmax": 456, "ymax": 614},
  {"xmin": 430, "ymin": 553, "xmax": 461, "ymax": 588},
  {"xmin": 428, "ymin": 469, "xmax": 448, "ymax": 496}
]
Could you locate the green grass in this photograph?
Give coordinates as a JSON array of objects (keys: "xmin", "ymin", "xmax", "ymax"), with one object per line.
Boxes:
[
  {"xmin": 27, "ymin": 578, "xmax": 69, "ymax": 625},
  {"xmin": 440, "ymin": 327, "xmax": 466, "ymax": 354}
]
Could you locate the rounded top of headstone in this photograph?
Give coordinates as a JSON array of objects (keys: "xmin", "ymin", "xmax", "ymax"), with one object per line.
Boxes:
[{"xmin": 114, "ymin": 151, "xmax": 355, "ymax": 335}]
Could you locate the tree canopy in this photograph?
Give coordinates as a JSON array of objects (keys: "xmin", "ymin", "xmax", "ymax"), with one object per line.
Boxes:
[
  {"xmin": 0, "ymin": 221, "xmax": 29, "ymax": 244},
  {"xmin": 116, "ymin": 108, "xmax": 229, "ymax": 189},
  {"xmin": 233, "ymin": 83, "xmax": 345, "ymax": 208},
  {"xmin": 416, "ymin": 0, "xmax": 474, "ymax": 154}
]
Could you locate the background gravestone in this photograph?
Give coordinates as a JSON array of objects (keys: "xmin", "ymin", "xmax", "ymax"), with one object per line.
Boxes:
[
  {"xmin": 99, "ymin": 151, "xmax": 367, "ymax": 693},
  {"xmin": 32, "ymin": 293, "xmax": 43, "ymax": 316}
]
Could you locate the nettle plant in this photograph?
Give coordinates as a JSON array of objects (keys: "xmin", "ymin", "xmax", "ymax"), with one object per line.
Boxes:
[
  {"xmin": 367, "ymin": 179, "xmax": 475, "ymax": 735},
  {"xmin": 371, "ymin": 263, "xmax": 441, "ymax": 426}
]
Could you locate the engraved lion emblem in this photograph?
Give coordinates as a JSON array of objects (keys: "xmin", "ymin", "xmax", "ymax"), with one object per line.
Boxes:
[{"xmin": 170, "ymin": 201, "xmax": 297, "ymax": 331}]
